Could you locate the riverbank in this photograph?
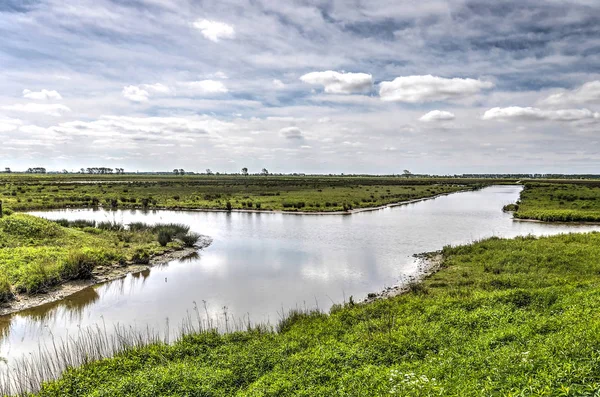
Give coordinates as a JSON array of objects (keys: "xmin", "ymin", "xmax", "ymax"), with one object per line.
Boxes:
[
  {"xmin": 0, "ymin": 214, "xmax": 211, "ymax": 315},
  {"xmin": 0, "ymin": 245, "xmax": 209, "ymax": 316},
  {"xmin": 507, "ymin": 182, "xmax": 600, "ymax": 222},
  {"xmin": 28, "ymin": 231, "xmax": 600, "ymax": 396},
  {"xmin": 0, "ymin": 174, "xmax": 481, "ymax": 213}
]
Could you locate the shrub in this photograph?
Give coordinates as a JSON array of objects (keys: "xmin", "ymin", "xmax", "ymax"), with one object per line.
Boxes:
[
  {"xmin": 226, "ymin": 201, "xmax": 232, "ymax": 211},
  {"xmin": 61, "ymin": 251, "xmax": 95, "ymax": 280},
  {"xmin": 176, "ymin": 232, "xmax": 203, "ymax": 247},
  {"xmin": 157, "ymin": 230, "xmax": 171, "ymax": 247}
]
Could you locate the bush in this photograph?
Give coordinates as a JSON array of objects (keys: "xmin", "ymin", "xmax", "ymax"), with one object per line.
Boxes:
[
  {"xmin": 176, "ymin": 232, "xmax": 203, "ymax": 247},
  {"xmin": 157, "ymin": 230, "xmax": 171, "ymax": 247},
  {"xmin": 61, "ymin": 251, "xmax": 95, "ymax": 280}
]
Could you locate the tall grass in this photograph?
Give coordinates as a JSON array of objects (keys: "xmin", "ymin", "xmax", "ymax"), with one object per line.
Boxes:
[{"xmin": 0, "ymin": 302, "xmax": 275, "ymax": 396}]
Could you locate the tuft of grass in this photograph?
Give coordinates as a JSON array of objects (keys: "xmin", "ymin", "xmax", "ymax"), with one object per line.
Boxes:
[{"xmin": 176, "ymin": 232, "xmax": 203, "ymax": 247}]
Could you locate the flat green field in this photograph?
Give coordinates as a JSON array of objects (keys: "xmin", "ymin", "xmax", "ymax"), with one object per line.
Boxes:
[
  {"xmin": 509, "ymin": 182, "xmax": 600, "ymax": 222},
  {"xmin": 0, "ymin": 174, "xmax": 497, "ymax": 213}
]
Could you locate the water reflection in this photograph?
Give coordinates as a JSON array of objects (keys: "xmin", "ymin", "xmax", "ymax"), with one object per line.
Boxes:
[{"xmin": 1, "ymin": 186, "xmax": 599, "ymax": 364}]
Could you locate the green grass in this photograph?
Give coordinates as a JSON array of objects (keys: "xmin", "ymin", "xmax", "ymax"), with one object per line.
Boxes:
[
  {"xmin": 0, "ymin": 214, "xmax": 182, "ymax": 301},
  {"xmin": 30, "ymin": 232, "xmax": 600, "ymax": 396},
  {"xmin": 512, "ymin": 182, "xmax": 600, "ymax": 222},
  {"xmin": 0, "ymin": 174, "xmax": 493, "ymax": 212}
]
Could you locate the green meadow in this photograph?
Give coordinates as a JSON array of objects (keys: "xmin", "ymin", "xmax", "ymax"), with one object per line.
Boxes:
[
  {"xmin": 508, "ymin": 182, "xmax": 600, "ymax": 222},
  {"xmin": 0, "ymin": 174, "xmax": 493, "ymax": 212}
]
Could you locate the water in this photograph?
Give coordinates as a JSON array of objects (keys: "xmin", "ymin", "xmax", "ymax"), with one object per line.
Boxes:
[{"xmin": 2, "ymin": 186, "xmax": 599, "ymax": 364}]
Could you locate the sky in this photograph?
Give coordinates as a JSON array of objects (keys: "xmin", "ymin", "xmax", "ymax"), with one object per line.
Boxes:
[{"xmin": 1, "ymin": 0, "xmax": 599, "ymax": 174}]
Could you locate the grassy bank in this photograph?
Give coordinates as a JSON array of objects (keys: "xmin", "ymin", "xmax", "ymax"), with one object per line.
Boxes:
[
  {"xmin": 26, "ymin": 232, "xmax": 600, "ymax": 396},
  {"xmin": 509, "ymin": 182, "xmax": 600, "ymax": 222},
  {"xmin": 0, "ymin": 174, "xmax": 493, "ymax": 212},
  {"xmin": 0, "ymin": 214, "xmax": 201, "ymax": 303}
]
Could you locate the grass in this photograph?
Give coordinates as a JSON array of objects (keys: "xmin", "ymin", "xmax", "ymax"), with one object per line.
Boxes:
[
  {"xmin": 0, "ymin": 214, "xmax": 199, "ymax": 302},
  {"xmin": 17, "ymin": 231, "xmax": 599, "ymax": 396},
  {"xmin": 510, "ymin": 182, "xmax": 600, "ymax": 222},
  {"xmin": 0, "ymin": 174, "xmax": 495, "ymax": 213}
]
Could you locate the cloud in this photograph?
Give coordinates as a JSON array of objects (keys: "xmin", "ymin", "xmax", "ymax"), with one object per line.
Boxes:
[
  {"xmin": 141, "ymin": 83, "xmax": 171, "ymax": 94},
  {"xmin": 300, "ymin": 71, "xmax": 373, "ymax": 94},
  {"xmin": 178, "ymin": 80, "xmax": 228, "ymax": 94},
  {"xmin": 192, "ymin": 19, "xmax": 235, "ymax": 42},
  {"xmin": 122, "ymin": 85, "xmax": 150, "ymax": 102},
  {"xmin": 541, "ymin": 81, "xmax": 600, "ymax": 107},
  {"xmin": 273, "ymin": 79, "xmax": 285, "ymax": 89},
  {"xmin": 419, "ymin": 110, "xmax": 456, "ymax": 122},
  {"xmin": 482, "ymin": 107, "xmax": 600, "ymax": 122},
  {"xmin": 0, "ymin": 117, "xmax": 22, "ymax": 132},
  {"xmin": 2, "ymin": 103, "xmax": 71, "ymax": 116},
  {"xmin": 379, "ymin": 75, "xmax": 494, "ymax": 103},
  {"xmin": 22, "ymin": 89, "xmax": 62, "ymax": 100},
  {"xmin": 280, "ymin": 126, "xmax": 304, "ymax": 139}
]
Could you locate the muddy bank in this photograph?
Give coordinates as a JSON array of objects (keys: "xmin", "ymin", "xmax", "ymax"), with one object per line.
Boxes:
[
  {"xmin": 363, "ymin": 252, "xmax": 444, "ymax": 303},
  {"xmin": 0, "ymin": 238, "xmax": 212, "ymax": 316}
]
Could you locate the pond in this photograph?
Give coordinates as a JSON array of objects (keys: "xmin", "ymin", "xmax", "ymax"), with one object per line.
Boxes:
[{"xmin": 2, "ymin": 185, "xmax": 599, "ymax": 365}]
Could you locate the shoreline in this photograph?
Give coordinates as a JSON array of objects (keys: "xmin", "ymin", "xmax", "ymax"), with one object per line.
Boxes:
[
  {"xmin": 511, "ymin": 217, "xmax": 600, "ymax": 226},
  {"xmin": 0, "ymin": 241, "xmax": 211, "ymax": 317},
  {"xmin": 25, "ymin": 189, "xmax": 473, "ymax": 217},
  {"xmin": 363, "ymin": 253, "xmax": 444, "ymax": 303}
]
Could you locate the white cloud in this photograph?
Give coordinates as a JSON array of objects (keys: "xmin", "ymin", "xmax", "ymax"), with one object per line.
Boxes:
[
  {"xmin": 0, "ymin": 117, "xmax": 22, "ymax": 132},
  {"xmin": 541, "ymin": 81, "xmax": 600, "ymax": 107},
  {"xmin": 379, "ymin": 75, "xmax": 494, "ymax": 103},
  {"xmin": 273, "ymin": 79, "xmax": 285, "ymax": 89},
  {"xmin": 23, "ymin": 89, "xmax": 63, "ymax": 100},
  {"xmin": 300, "ymin": 71, "xmax": 373, "ymax": 94},
  {"xmin": 2, "ymin": 103, "xmax": 71, "ymax": 116},
  {"xmin": 482, "ymin": 107, "xmax": 600, "ymax": 122},
  {"xmin": 419, "ymin": 110, "xmax": 456, "ymax": 122},
  {"xmin": 192, "ymin": 19, "xmax": 235, "ymax": 42},
  {"xmin": 179, "ymin": 80, "xmax": 228, "ymax": 94},
  {"xmin": 280, "ymin": 126, "xmax": 304, "ymax": 139},
  {"xmin": 122, "ymin": 85, "xmax": 150, "ymax": 102},
  {"xmin": 141, "ymin": 83, "xmax": 171, "ymax": 94}
]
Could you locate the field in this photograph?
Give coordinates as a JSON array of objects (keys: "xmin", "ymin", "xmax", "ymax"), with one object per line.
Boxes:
[
  {"xmin": 508, "ymin": 182, "xmax": 600, "ymax": 222},
  {"xmin": 0, "ymin": 214, "xmax": 199, "ymax": 304},
  {"xmin": 0, "ymin": 174, "xmax": 500, "ymax": 213},
  {"xmin": 29, "ymin": 232, "xmax": 600, "ymax": 396}
]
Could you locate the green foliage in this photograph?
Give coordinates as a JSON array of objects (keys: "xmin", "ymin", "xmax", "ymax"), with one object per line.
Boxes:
[
  {"xmin": 0, "ymin": 213, "xmax": 63, "ymax": 238},
  {"xmin": 176, "ymin": 232, "xmax": 202, "ymax": 247},
  {"xmin": 514, "ymin": 182, "xmax": 600, "ymax": 222},
  {"xmin": 0, "ymin": 174, "xmax": 482, "ymax": 213},
  {"xmin": 157, "ymin": 230, "xmax": 172, "ymax": 247},
  {"xmin": 34, "ymin": 232, "xmax": 600, "ymax": 396},
  {"xmin": 0, "ymin": 216, "xmax": 177, "ymax": 300}
]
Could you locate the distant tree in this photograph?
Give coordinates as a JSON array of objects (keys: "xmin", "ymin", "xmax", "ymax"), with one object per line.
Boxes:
[
  {"xmin": 62, "ymin": 169, "xmax": 68, "ymax": 174},
  {"xmin": 241, "ymin": 167, "xmax": 248, "ymax": 176},
  {"xmin": 80, "ymin": 168, "xmax": 85, "ymax": 174},
  {"xmin": 206, "ymin": 169, "xmax": 213, "ymax": 175},
  {"xmin": 4, "ymin": 168, "xmax": 10, "ymax": 173},
  {"xmin": 179, "ymin": 169, "xmax": 185, "ymax": 175},
  {"xmin": 403, "ymin": 169, "xmax": 412, "ymax": 178},
  {"xmin": 261, "ymin": 168, "xmax": 269, "ymax": 176},
  {"xmin": 173, "ymin": 169, "xmax": 179, "ymax": 175},
  {"xmin": 27, "ymin": 167, "xmax": 46, "ymax": 174}
]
